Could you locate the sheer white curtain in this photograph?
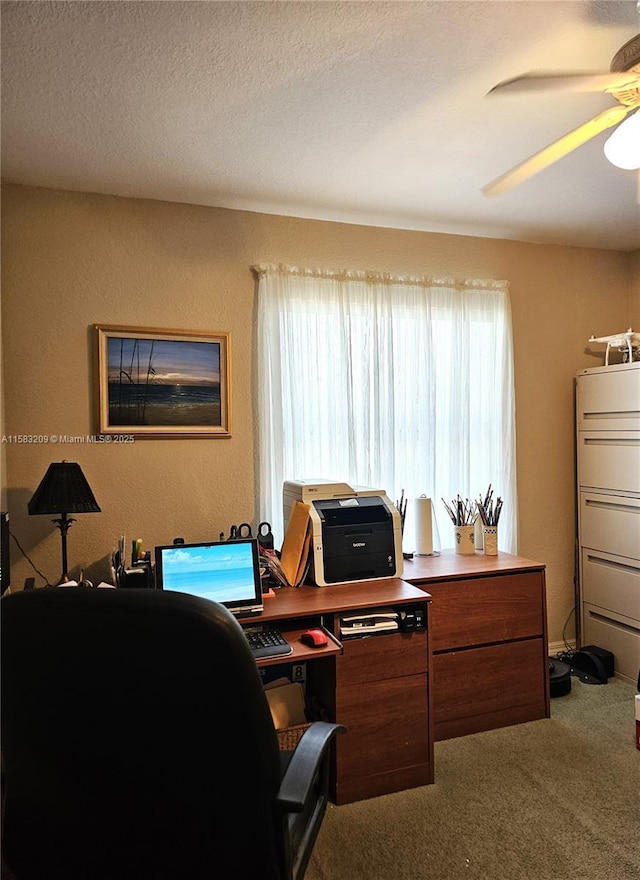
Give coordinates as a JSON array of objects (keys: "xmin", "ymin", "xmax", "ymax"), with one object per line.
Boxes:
[{"xmin": 255, "ymin": 264, "xmax": 517, "ymax": 553}]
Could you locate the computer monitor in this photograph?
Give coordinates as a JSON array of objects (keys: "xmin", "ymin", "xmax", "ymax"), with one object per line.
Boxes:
[{"xmin": 154, "ymin": 538, "xmax": 263, "ymax": 616}]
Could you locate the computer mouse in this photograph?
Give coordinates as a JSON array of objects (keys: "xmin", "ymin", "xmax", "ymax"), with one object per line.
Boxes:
[{"xmin": 301, "ymin": 628, "xmax": 329, "ymax": 647}]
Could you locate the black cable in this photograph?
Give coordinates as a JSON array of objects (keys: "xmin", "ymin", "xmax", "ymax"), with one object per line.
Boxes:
[
  {"xmin": 549, "ymin": 607, "xmax": 577, "ymax": 665},
  {"xmin": 9, "ymin": 530, "xmax": 53, "ymax": 587},
  {"xmin": 561, "ymin": 605, "xmax": 576, "ymax": 656}
]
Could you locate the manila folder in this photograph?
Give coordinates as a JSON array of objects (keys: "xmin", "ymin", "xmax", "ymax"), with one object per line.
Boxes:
[{"xmin": 280, "ymin": 501, "xmax": 311, "ymax": 587}]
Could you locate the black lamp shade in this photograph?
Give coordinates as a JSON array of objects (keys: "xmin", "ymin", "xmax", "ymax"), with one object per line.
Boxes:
[{"xmin": 28, "ymin": 462, "xmax": 101, "ymax": 516}]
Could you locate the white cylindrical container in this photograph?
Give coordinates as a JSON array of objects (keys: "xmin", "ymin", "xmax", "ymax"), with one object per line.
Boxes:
[{"xmin": 415, "ymin": 495, "xmax": 434, "ymax": 556}]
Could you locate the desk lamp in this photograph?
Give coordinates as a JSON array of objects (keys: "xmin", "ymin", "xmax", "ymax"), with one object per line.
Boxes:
[{"xmin": 28, "ymin": 461, "xmax": 101, "ymax": 584}]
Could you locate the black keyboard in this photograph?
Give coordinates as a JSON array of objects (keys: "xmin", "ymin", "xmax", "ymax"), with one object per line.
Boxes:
[{"xmin": 244, "ymin": 628, "xmax": 293, "ymax": 659}]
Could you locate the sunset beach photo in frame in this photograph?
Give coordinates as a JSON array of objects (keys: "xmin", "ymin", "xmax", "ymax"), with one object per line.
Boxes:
[{"xmin": 95, "ymin": 325, "xmax": 231, "ymax": 437}]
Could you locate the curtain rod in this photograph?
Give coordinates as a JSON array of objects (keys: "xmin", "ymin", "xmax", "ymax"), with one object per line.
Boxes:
[{"xmin": 251, "ymin": 263, "xmax": 509, "ymax": 291}]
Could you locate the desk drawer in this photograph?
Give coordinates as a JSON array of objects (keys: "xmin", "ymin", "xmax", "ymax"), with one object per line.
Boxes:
[
  {"xmin": 427, "ymin": 572, "xmax": 545, "ymax": 652},
  {"xmin": 433, "ymin": 638, "xmax": 548, "ymax": 741},
  {"xmin": 579, "ymin": 493, "xmax": 640, "ymax": 560},
  {"xmin": 336, "ymin": 673, "xmax": 428, "ymax": 782},
  {"xmin": 336, "ymin": 630, "xmax": 427, "ymax": 686}
]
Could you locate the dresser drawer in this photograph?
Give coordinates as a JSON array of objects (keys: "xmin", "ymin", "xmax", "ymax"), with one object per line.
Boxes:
[
  {"xmin": 579, "ymin": 492, "xmax": 640, "ymax": 560},
  {"xmin": 582, "ymin": 603, "xmax": 640, "ymax": 684},
  {"xmin": 427, "ymin": 572, "xmax": 545, "ymax": 652},
  {"xmin": 577, "ymin": 367, "xmax": 640, "ymax": 432},
  {"xmin": 577, "ymin": 432, "xmax": 640, "ymax": 493},
  {"xmin": 336, "ymin": 630, "xmax": 427, "ymax": 686},
  {"xmin": 581, "ymin": 549, "xmax": 640, "ymax": 622}
]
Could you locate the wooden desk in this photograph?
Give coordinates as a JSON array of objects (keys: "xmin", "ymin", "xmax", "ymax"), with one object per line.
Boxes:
[
  {"xmin": 403, "ymin": 551, "xmax": 550, "ymax": 741},
  {"xmin": 250, "ymin": 578, "xmax": 433, "ymax": 805},
  {"xmin": 247, "ymin": 552, "xmax": 549, "ymax": 803}
]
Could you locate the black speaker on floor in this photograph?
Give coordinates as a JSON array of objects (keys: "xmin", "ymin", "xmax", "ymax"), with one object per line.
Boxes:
[
  {"xmin": 580, "ymin": 644, "xmax": 614, "ymax": 679},
  {"xmin": 571, "ymin": 649, "xmax": 608, "ymax": 684},
  {"xmin": 549, "ymin": 658, "xmax": 571, "ymax": 697}
]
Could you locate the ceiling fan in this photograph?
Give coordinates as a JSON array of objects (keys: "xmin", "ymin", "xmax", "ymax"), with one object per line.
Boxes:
[{"xmin": 483, "ymin": 33, "xmax": 640, "ymax": 196}]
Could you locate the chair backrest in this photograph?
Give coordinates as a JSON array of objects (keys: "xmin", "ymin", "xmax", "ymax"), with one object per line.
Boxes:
[{"xmin": 1, "ymin": 587, "xmax": 283, "ymax": 880}]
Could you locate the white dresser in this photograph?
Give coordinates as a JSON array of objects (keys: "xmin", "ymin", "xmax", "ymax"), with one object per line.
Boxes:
[{"xmin": 576, "ymin": 361, "xmax": 640, "ymax": 685}]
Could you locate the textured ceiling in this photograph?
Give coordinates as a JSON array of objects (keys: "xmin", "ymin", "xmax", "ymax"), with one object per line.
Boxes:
[{"xmin": 2, "ymin": 0, "xmax": 639, "ymax": 251}]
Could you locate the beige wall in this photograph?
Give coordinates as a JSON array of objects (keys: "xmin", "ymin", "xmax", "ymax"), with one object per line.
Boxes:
[
  {"xmin": 629, "ymin": 249, "xmax": 640, "ymax": 326},
  {"xmin": 1, "ymin": 183, "xmax": 635, "ymax": 644}
]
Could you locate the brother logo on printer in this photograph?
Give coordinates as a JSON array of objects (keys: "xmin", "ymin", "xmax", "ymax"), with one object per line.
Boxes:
[{"xmin": 352, "ymin": 542, "xmax": 366, "ymax": 548}]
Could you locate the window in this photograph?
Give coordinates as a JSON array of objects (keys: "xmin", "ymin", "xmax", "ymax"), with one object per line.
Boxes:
[{"xmin": 256, "ymin": 264, "xmax": 517, "ymax": 553}]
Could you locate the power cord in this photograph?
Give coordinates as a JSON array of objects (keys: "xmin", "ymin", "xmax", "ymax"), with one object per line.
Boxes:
[
  {"xmin": 551, "ymin": 606, "xmax": 576, "ymax": 665},
  {"xmin": 554, "ymin": 649, "xmax": 575, "ymax": 665},
  {"xmin": 9, "ymin": 530, "xmax": 53, "ymax": 587}
]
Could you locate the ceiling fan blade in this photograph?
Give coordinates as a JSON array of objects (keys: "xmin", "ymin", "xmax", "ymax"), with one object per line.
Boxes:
[
  {"xmin": 482, "ymin": 105, "xmax": 632, "ymax": 197},
  {"xmin": 488, "ymin": 70, "xmax": 640, "ymax": 95}
]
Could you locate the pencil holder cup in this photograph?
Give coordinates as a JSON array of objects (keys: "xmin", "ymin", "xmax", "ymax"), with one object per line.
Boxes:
[
  {"xmin": 482, "ymin": 525, "xmax": 498, "ymax": 556},
  {"xmin": 454, "ymin": 524, "xmax": 476, "ymax": 555}
]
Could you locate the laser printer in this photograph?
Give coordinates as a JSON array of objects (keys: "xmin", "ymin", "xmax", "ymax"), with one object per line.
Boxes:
[{"xmin": 283, "ymin": 479, "xmax": 403, "ymax": 586}]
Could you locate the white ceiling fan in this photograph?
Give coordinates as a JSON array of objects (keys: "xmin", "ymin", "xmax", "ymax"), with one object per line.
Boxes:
[{"xmin": 483, "ymin": 33, "xmax": 640, "ymax": 196}]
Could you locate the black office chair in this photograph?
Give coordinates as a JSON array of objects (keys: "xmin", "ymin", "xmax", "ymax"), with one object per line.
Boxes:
[{"xmin": 1, "ymin": 588, "xmax": 343, "ymax": 880}]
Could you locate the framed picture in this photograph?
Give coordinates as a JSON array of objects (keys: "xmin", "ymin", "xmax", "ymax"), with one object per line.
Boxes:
[{"xmin": 95, "ymin": 325, "xmax": 231, "ymax": 438}]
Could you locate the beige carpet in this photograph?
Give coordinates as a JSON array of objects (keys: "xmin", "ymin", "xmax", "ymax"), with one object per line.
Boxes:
[{"xmin": 307, "ymin": 678, "xmax": 639, "ymax": 880}]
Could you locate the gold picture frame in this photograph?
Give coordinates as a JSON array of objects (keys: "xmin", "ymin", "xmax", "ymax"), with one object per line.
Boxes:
[{"xmin": 95, "ymin": 325, "xmax": 231, "ymax": 438}]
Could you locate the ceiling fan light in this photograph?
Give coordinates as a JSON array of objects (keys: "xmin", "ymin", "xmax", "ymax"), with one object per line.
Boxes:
[{"xmin": 603, "ymin": 112, "xmax": 640, "ymax": 170}]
